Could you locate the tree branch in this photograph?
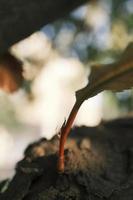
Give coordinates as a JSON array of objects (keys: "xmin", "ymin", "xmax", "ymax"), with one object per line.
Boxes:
[{"xmin": 0, "ymin": 0, "xmax": 89, "ymax": 53}]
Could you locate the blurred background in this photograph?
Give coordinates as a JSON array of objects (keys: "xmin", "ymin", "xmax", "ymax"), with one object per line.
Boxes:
[{"xmin": 0, "ymin": 0, "xmax": 133, "ymax": 180}]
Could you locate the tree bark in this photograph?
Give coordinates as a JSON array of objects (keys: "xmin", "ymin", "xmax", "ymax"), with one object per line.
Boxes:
[
  {"xmin": 0, "ymin": 0, "xmax": 88, "ymax": 54},
  {"xmin": 1, "ymin": 117, "xmax": 133, "ymax": 200}
]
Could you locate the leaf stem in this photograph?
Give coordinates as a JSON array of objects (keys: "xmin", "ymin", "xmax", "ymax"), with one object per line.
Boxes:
[{"xmin": 58, "ymin": 100, "xmax": 82, "ymax": 173}]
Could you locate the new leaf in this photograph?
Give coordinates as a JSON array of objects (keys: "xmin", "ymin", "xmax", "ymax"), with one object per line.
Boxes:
[{"xmin": 76, "ymin": 42, "xmax": 133, "ymax": 104}]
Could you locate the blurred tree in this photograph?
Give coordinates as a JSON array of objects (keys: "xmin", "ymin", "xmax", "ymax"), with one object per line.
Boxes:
[{"xmin": 0, "ymin": 0, "xmax": 132, "ymax": 113}]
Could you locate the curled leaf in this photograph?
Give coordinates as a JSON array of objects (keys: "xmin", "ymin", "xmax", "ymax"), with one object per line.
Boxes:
[
  {"xmin": 76, "ymin": 42, "xmax": 133, "ymax": 103},
  {"xmin": 0, "ymin": 52, "xmax": 23, "ymax": 93}
]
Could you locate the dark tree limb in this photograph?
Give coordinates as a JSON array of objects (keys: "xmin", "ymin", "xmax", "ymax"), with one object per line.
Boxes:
[{"xmin": 0, "ymin": 0, "xmax": 89, "ymax": 54}]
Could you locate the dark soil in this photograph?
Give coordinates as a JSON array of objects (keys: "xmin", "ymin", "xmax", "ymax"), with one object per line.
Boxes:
[{"xmin": 1, "ymin": 117, "xmax": 133, "ymax": 200}]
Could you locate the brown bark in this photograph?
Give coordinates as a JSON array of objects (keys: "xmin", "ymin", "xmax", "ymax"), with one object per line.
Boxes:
[{"xmin": 1, "ymin": 117, "xmax": 133, "ymax": 200}]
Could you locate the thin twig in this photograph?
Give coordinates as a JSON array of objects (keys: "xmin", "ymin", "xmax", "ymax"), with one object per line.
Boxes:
[{"xmin": 58, "ymin": 100, "xmax": 82, "ymax": 172}]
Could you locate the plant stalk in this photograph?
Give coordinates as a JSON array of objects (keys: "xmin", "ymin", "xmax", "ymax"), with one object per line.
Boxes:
[{"xmin": 58, "ymin": 100, "xmax": 82, "ymax": 172}]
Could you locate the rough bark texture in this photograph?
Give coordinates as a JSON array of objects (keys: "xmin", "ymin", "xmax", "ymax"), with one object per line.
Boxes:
[
  {"xmin": 0, "ymin": 0, "xmax": 88, "ymax": 54},
  {"xmin": 0, "ymin": 117, "xmax": 133, "ymax": 200}
]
